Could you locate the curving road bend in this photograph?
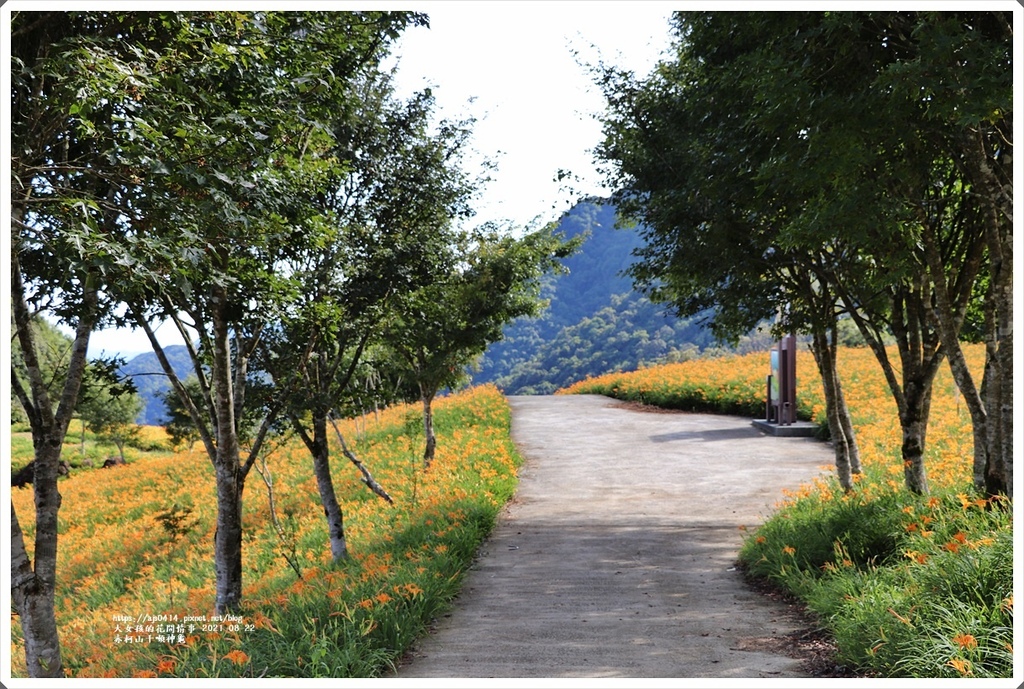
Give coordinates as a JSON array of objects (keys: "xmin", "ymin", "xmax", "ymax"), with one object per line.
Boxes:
[{"xmin": 394, "ymin": 394, "xmax": 834, "ymax": 679}]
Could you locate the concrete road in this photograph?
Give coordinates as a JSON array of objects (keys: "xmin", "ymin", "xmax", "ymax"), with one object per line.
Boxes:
[{"xmin": 393, "ymin": 394, "xmax": 834, "ymax": 679}]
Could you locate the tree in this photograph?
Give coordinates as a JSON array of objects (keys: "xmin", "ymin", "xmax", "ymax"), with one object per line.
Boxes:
[
  {"xmin": 10, "ymin": 11, "xmax": 133, "ymax": 676},
  {"xmin": 594, "ymin": 11, "xmax": 1010, "ymax": 494},
  {"xmin": 761, "ymin": 11, "xmax": 1012, "ymax": 495},
  {"xmin": 257, "ymin": 70, "xmax": 479, "ymax": 562},
  {"xmin": 11, "ymin": 10, "xmax": 428, "ymax": 621},
  {"xmin": 593, "ymin": 12, "xmax": 866, "ymax": 491},
  {"xmin": 385, "ymin": 224, "xmax": 579, "ymax": 466},
  {"xmin": 9, "ymin": 256, "xmax": 95, "ymax": 678},
  {"xmin": 872, "ymin": 13, "xmax": 1013, "ymax": 497},
  {"xmin": 160, "ymin": 375, "xmax": 204, "ymax": 451},
  {"xmin": 109, "ymin": 12, "xmax": 427, "ymax": 612},
  {"xmin": 78, "ymin": 386, "xmax": 144, "ymax": 462}
]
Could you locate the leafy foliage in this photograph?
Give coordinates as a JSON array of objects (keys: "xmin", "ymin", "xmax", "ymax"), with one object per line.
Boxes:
[
  {"xmin": 591, "ymin": 11, "xmax": 1013, "ymax": 495},
  {"xmin": 159, "ymin": 375, "xmax": 204, "ymax": 450},
  {"xmin": 384, "ymin": 223, "xmax": 579, "ymax": 462}
]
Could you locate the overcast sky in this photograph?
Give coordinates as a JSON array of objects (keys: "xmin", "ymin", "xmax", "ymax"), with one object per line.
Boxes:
[
  {"xmin": 386, "ymin": 2, "xmax": 675, "ymax": 227},
  {"xmin": 68, "ymin": 2, "xmax": 678, "ymax": 359}
]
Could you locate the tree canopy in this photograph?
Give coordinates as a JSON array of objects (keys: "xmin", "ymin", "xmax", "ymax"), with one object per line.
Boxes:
[{"xmin": 594, "ymin": 10, "xmax": 1012, "ymax": 495}]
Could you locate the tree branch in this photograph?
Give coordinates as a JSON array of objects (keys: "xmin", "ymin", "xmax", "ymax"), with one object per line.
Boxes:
[{"xmin": 327, "ymin": 411, "xmax": 393, "ymax": 504}]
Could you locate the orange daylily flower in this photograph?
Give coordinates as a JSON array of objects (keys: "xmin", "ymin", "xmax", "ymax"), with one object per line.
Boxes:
[
  {"xmin": 952, "ymin": 634, "xmax": 978, "ymax": 650},
  {"xmin": 222, "ymin": 650, "xmax": 249, "ymax": 666},
  {"xmin": 947, "ymin": 658, "xmax": 972, "ymax": 676},
  {"xmin": 155, "ymin": 658, "xmax": 177, "ymax": 674}
]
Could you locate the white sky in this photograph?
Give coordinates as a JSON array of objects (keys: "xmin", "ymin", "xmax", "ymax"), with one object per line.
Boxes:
[
  {"xmin": 385, "ymin": 2, "xmax": 675, "ymax": 228},
  {"xmin": 47, "ymin": 2, "xmax": 679, "ymax": 360},
  {"xmin": 16, "ymin": 2, "xmax": 1017, "ymax": 362}
]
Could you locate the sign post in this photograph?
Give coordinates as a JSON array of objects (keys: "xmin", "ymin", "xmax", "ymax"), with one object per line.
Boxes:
[
  {"xmin": 765, "ymin": 334, "xmax": 797, "ymax": 426},
  {"xmin": 756, "ymin": 334, "xmax": 815, "ymax": 437}
]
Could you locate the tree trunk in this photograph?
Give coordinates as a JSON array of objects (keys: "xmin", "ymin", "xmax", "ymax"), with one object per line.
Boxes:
[
  {"xmin": 917, "ymin": 203, "xmax": 989, "ymax": 491},
  {"xmin": 421, "ymin": 385, "xmax": 436, "ymax": 468},
  {"xmin": 827, "ymin": 324, "xmax": 862, "ymax": 475},
  {"xmin": 210, "ymin": 282, "xmax": 245, "ymax": 613},
  {"xmin": 981, "ymin": 170, "xmax": 1013, "ymax": 499},
  {"xmin": 982, "ymin": 319, "xmax": 1011, "ymax": 498},
  {"xmin": 212, "ymin": 465, "xmax": 244, "ymax": 613},
  {"xmin": 900, "ymin": 379, "xmax": 932, "ymax": 495},
  {"xmin": 961, "ymin": 126, "xmax": 1012, "ymax": 498},
  {"xmin": 810, "ymin": 329, "xmax": 853, "ymax": 492},
  {"xmin": 833, "ymin": 372, "xmax": 862, "ymax": 475},
  {"xmin": 928, "ymin": 273, "xmax": 989, "ymax": 491},
  {"xmin": 989, "ymin": 259, "xmax": 1012, "ymax": 501},
  {"xmin": 311, "ymin": 413, "xmax": 347, "ymax": 561},
  {"xmin": 848, "ymin": 281, "xmax": 943, "ymax": 495},
  {"xmin": 11, "ymin": 506, "xmax": 63, "ymax": 678}
]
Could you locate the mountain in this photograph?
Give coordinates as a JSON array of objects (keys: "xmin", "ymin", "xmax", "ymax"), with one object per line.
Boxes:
[
  {"xmin": 470, "ymin": 199, "xmax": 719, "ymax": 394},
  {"xmin": 120, "ymin": 345, "xmax": 194, "ymax": 425}
]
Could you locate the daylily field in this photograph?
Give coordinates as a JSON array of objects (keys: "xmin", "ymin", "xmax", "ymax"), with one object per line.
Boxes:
[{"xmin": 9, "ymin": 343, "xmax": 1015, "ymax": 678}]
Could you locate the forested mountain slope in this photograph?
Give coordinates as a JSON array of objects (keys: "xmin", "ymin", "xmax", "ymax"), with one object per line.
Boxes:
[{"xmin": 471, "ymin": 200, "xmax": 718, "ymax": 394}]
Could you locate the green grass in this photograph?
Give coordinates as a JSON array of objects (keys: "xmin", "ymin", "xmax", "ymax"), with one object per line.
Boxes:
[
  {"xmin": 738, "ymin": 480, "xmax": 1012, "ymax": 677},
  {"xmin": 162, "ymin": 499, "xmax": 500, "ymax": 678},
  {"xmin": 10, "ymin": 421, "xmax": 175, "ymax": 473}
]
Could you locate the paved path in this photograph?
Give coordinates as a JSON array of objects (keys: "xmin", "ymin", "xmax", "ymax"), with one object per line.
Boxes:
[{"xmin": 394, "ymin": 395, "xmax": 834, "ymax": 679}]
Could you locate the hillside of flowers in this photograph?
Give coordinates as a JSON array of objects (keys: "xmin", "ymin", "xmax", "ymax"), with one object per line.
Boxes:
[
  {"xmin": 561, "ymin": 343, "xmax": 1013, "ymax": 678},
  {"xmin": 10, "ymin": 385, "xmax": 520, "ymax": 678}
]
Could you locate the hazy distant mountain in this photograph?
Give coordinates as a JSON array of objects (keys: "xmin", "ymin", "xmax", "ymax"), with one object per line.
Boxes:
[
  {"xmin": 120, "ymin": 345, "xmax": 193, "ymax": 425},
  {"xmin": 471, "ymin": 199, "xmax": 717, "ymax": 394}
]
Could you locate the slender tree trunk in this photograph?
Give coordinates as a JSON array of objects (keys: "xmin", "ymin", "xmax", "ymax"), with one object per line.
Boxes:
[
  {"xmin": 811, "ymin": 329, "xmax": 853, "ymax": 492},
  {"xmin": 311, "ymin": 413, "xmax": 347, "ymax": 561},
  {"xmin": 833, "ymin": 374, "xmax": 862, "ymax": 475},
  {"xmin": 982, "ymin": 319, "xmax": 1011, "ymax": 498},
  {"xmin": 982, "ymin": 172, "xmax": 1013, "ymax": 499},
  {"xmin": 827, "ymin": 325, "xmax": 862, "ymax": 475},
  {"xmin": 917, "ymin": 204, "xmax": 989, "ymax": 491},
  {"xmin": 944, "ymin": 333, "xmax": 989, "ymax": 492},
  {"xmin": 795, "ymin": 262, "xmax": 860, "ymax": 483},
  {"xmin": 421, "ymin": 385, "xmax": 437, "ymax": 468},
  {"xmin": 210, "ymin": 282, "xmax": 244, "ymax": 613},
  {"xmin": 850, "ymin": 282, "xmax": 942, "ymax": 495},
  {"xmin": 991, "ymin": 269, "xmax": 1012, "ymax": 501},
  {"xmin": 949, "ymin": 127, "xmax": 1012, "ymax": 497}
]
